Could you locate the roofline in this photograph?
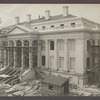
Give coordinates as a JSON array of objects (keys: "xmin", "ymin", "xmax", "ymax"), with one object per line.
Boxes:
[
  {"xmin": 27, "ymin": 16, "xmax": 79, "ymax": 26},
  {"xmin": 2, "ymin": 15, "xmax": 100, "ymax": 31},
  {"xmin": 81, "ymin": 17, "xmax": 100, "ymax": 25}
]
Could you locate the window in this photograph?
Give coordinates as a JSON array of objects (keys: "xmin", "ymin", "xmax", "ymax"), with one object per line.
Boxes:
[
  {"xmin": 34, "ymin": 27, "xmax": 37, "ymax": 29},
  {"xmin": 87, "ymin": 57, "xmax": 90, "ymax": 69},
  {"xmin": 50, "ymin": 41, "xmax": 54, "ymax": 50},
  {"xmin": 1, "ymin": 41, "xmax": 6, "ymax": 47},
  {"xmin": 49, "ymin": 85, "xmax": 53, "ymax": 90},
  {"xmin": 71, "ymin": 23, "xmax": 75, "ymax": 27},
  {"xmin": 59, "ymin": 40, "xmax": 64, "ymax": 51},
  {"xmin": 87, "ymin": 40, "xmax": 90, "ymax": 51},
  {"xmin": 60, "ymin": 24, "xmax": 64, "ymax": 28},
  {"xmin": 42, "ymin": 26, "xmax": 45, "ymax": 30},
  {"xmin": 50, "ymin": 56, "xmax": 54, "ymax": 68},
  {"xmin": 24, "ymin": 40, "xmax": 29, "ymax": 46},
  {"xmin": 32, "ymin": 40, "xmax": 38, "ymax": 46},
  {"xmin": 68, "ymin": 39, "xmax": 75, "ymax": 51},
  {"xmin": 41, "ymin": 40, "xmax": 45, "ymax": 50},
  {"xmin": 70, "ymin": 58, "xmax": 75, "ymax": 70},
  {"xmin": 17, "ymin": 40, "xmax": 22, "ymax": 46},
  {"xmin": 42, "ymin": 56, "xmax": 45, "ymax": 66},
  {"xmin": 59, "ymin": 57, "xmax": 64, "ymax": 69},
  {"xmin": 51, "ymin": 25, "xmax": 54, "ymax": 28}
]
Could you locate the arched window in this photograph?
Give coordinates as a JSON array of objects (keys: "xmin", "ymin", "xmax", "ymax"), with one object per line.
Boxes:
[
  {"xmin": 32, "ymin": 40, "xmax": 38, "ymax": 46},
  {"xmin": 24, "ymin": 40, "xmax": 29, "ymax": 46},
  {"xmin": 17, "ymin": 40, "xmax": 22, "ymax": 46}
]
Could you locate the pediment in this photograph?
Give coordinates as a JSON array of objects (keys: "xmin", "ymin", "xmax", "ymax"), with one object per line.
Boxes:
[
  {"xmin": 8, "ymin": 27, "xmax": 27, "ymax": 34},
  {"xmin": 6, "ymin": 25, "xmax": 33, "ymax": 35}
]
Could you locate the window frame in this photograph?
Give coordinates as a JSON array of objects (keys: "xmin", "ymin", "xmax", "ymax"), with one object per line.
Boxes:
[
  {"xmin": 71, "ymin": 23, "xmax": 76, "ymax": 27},
  {"xmin": 51, "ymin": 25, "xmax": 54, "ymax": 28},
  {"xmin": 60, "ymin": 24, "xmax": 64, "ymax": 28},
  {"xmin": 69, "ymin": 39, "xmax": 76, "ymax": 51},
  {"xmin": 48, "ymin": 85, "xmax": 53, "ymax": 90},
  {"xmin": 50, "ymin": 41, "xmax": 54, "ymax": 50},
  {"xmin": 87, "ymin": 57, "xmax": 90, "ymax": 69},
  {"xmin": 34, "ymin": 27, "xmax": 37, "ymax": 29},
  {"xmin": 59, "ymin": 57, "xmax": 64, "ymax": 69},
  {"xmin": 42, "ymin": 56, "xmax": 45, "ymax": 66},
  {"xmin": 70, "ymin": 57, "xmax": 75, "ymax": 70}
]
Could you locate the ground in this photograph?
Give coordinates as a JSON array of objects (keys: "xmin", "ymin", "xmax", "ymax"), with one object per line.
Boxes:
[{"xmin": 0, "ymin": 79, "xmax": 100, "ymax": 96}]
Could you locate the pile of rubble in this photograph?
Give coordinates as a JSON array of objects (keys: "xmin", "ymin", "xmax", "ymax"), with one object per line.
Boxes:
[
  {"xmin": 0, "ymin": 79, "xmax": 42, "ymax": 96},
  {"xmin": 70, "ymin": 84, "xmax": 100, "ymax": 96}
]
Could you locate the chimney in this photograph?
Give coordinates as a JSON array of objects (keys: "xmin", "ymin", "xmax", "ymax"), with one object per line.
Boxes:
[
  {"xmin": 63, "ymin": 6, "xmax": 69, "ymax": 17},
  {"xmin": 45, "ymin": 10, "xmax": 50, "ymax": 20},
  {"xmin": 15, "ymin": 17, "xmax": 20, "ymax": 25},
  {"xmin": 27, "ymin": 14, "xmax": 31, "ymax": 23}
]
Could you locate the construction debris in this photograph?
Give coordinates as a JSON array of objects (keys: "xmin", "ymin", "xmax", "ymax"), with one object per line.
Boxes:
[
  {"xmin": 0, "ymin": 77, "xmax": 100, "ymax": 96},
  {"xmin": 70, "ymin": 84, "xmax": 100, "ymax": 96},
  {"xmin": 0, "ymin": 79, "xmax": 42, "ymax": 96}
]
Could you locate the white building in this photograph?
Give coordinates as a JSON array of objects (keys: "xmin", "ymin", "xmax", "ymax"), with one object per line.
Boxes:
[{"xmin": 0, "ymin": 6, "xmax": 100, "ymax": 85}]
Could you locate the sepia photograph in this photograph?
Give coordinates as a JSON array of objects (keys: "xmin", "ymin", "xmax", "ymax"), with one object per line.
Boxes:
[{"xmin": 0, "ymin": 4, "xmax": 100, "ymax": 96}]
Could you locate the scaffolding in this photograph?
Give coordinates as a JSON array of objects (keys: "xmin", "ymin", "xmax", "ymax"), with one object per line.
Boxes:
[
  {"xmin": 87, "ymin": 40, "xmax": 100, "ymax": 84},
  {"xmin": 0, "ymin": 35, "xmax": 38, "ymax": 69}
]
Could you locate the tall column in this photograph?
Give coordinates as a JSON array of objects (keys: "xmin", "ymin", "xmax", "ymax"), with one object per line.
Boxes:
[
  {"xmin": 21, "ymin": 40, "xmax": 24, "ymax": 69},
  {"xmin": 54, "ymin": 39, "xmax": 58, "ymax": 70},
  {"xmin": 29, "ymin": 40, "xmax": 33, "ymax": 69},
  {"xmin": 7, "ymin": 41, "xmax": 10, "ymax": 67},
  {"xmin": 64, "ymin": 39, "xmax": 69, "ymax": 71},
  {"xmin": 6, "ymin": 47, "xmax": 8, "ymax": 67},
  {"xmin": 13, "ymin": 41, "xmax": 17, "ymax": 68},
  {"xmin": 45, "ymin": 40, "xmax": 49, "ymax": 68},
  {"xmin": 37, "ymin": 40, "xmax": 41, "ymax": 67}
]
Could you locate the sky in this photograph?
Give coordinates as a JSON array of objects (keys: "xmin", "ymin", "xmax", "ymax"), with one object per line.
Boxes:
[{"xmin": 0, "ymin": 4, "xmax": 100, "ymax": 27}]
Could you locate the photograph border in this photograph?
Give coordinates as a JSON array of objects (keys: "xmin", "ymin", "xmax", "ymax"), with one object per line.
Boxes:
[{"xmin": 0, "ymin": 0, "xmax": 100, "ymax": 100}]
